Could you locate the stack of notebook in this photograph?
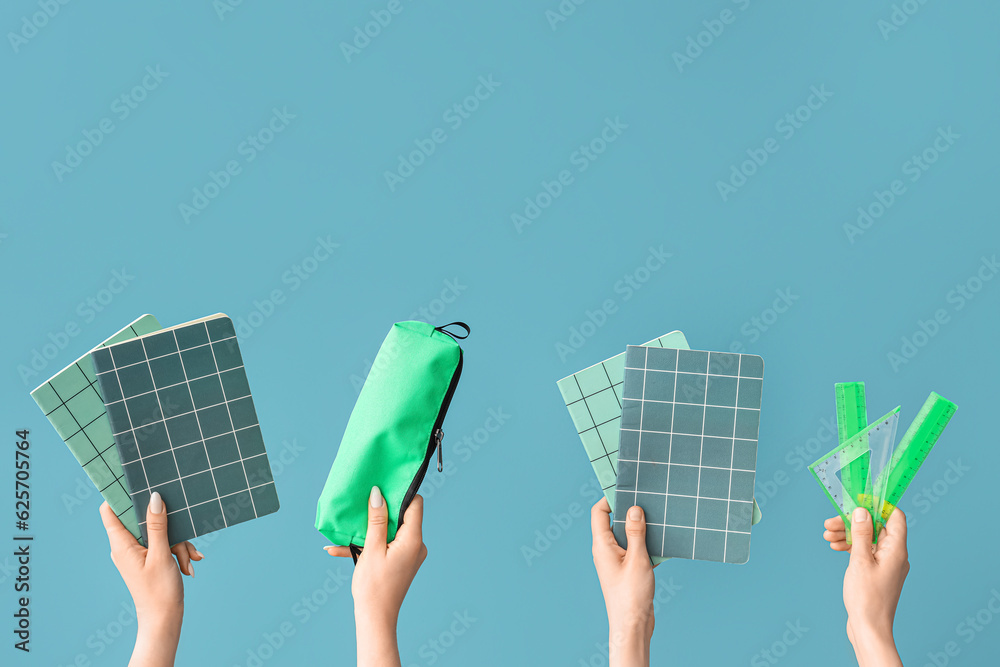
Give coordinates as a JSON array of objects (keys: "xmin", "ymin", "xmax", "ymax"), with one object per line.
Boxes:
[
  {"xmin": 32, "ymin": 314, "xmax": 279, "ymax": 546},
  {"xmin": 558, "ymin": 331, "xmax": 764, "ymax": 564}
]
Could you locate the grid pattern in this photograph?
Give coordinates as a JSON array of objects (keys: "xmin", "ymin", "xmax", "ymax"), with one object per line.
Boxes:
[
  {"xmin": 30, "ymin": 314, "xmax": 162, "ymax": 540},
  {"xmin": 612, "ymin": 345, "xmax": 764, "ymax": 564},
  {"xmin": 557, "ymin": 331, "xmax": 691, "ymax": 507},
  {"xmin": 92, "ymin": 315, "xmax": 279, "ymax": 546}
]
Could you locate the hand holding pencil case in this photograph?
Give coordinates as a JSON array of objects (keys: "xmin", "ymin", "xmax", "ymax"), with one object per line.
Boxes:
[{"xmin": 315, "ymin": 321, "xmax": 468, "ymax": 558}]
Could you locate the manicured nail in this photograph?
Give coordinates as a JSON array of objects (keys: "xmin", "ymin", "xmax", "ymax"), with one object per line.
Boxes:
[
  {"xmin": 628, "ymin": 506, "xmax": 643, "ymax": 521},
  {"xmin": 149, "ymin": 492, "xmax": 164, "ymax": 514},
  {"xmin": 370, "ymin": 486, "xmax": 384, "ymax": 509},
  {"xmin": 193, "ymin": 550, "xmax": 205, "ymax": 559},
  {"xmin": 189, "ymin": 564, "xmax": 195, "ymax": 577},
  {"xmin": 853, "ymin": 507, "xmax": 868, "ymax": 523}
]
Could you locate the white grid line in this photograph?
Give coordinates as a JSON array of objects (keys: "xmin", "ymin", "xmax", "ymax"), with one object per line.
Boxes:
[
  {"xmin": 203, "ymin": 322, "xmax": 260, "ymax": 522},
  {"xmin": 171, "ymin": 326, "xmax": 229, "ymax": 533},
  {"xmin": 614, "ymin": 346, "xmax": 761, "ymax": 562},
  {"xmin": 662, "ymin": 350, "xmax": 678, "ymax": 556},
  {"xmin": 101, "ymin": 365, "xmax": 247, "ymax": 407},
  {"xmin": 117, "ymin": 336, "xmax": 195, "ymax": 538},
  {"xmin": 141, "ymin": 480, "xmax": 276, "ymax": 523},
  {"xmin": 111, "ymin": 391, "xmax": 251, "ymax": 436},
  {"xmin": 98, "ymin": 334, "xmax": 238, "ymax": 374},
  {"xmin": 723, "ymin": 356, "xmax": 741, "ymax": 562},
  {"xmin": 632, "ymin": 347, "xmax": 647, "ymax": 515}
]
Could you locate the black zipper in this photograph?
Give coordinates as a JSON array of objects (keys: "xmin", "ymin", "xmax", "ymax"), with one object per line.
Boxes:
[{"xmin": 398, "ymin": 349, "xmax": 463, "ymax": 526}]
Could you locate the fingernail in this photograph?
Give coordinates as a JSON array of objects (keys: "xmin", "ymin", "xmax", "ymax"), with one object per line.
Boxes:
[
  {"xmin": 189, "ymin": 564, "xmax": 195, "ymax": 577},
  {"xmin": 370, "ymin": 486, "xmax": 384, "ymax": 509},
  {"xmin": 628, "ymin": 506, "xmax": 643, "ymax": 521},
  {"xmin": 149, "ymin": 492, "xmax": 164, "ymax": 514},
  {"xmin": 853, "ymin": 507, "xmax": 868, "ymax": 523},
  {"xmin": 194, "ymin": 550, "xmax": 205, "ymax": 559}
]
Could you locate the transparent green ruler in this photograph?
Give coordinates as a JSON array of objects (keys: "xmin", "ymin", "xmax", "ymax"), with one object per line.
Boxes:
[
  {"xmin": 835, "ymin": 382, "xmax": 869, "ymax": 499},
  {"xmin": 872, "ymin": 392, "xmax": 957, "ymax": 533},
  {"xmin": 815, "ymin": 384, "xmax": 958, "ymax": 543},
  {"xmin": 810, "ymin": 408, "xmax": 899, "ymax": 544}
]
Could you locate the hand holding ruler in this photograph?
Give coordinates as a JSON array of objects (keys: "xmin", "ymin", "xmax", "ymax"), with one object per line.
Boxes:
[{"xmin": 809, "ymin": 382, "xmax": 957, "ymax": 544}]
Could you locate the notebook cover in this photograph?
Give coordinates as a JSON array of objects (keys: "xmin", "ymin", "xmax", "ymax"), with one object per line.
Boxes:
[
  {"xmin": 30, "ymin": 314, "xmax": 162, "ymax": 540},
  {"xmin": 91, "ymin": 314, "xmax": 279, "ymax": 545}
]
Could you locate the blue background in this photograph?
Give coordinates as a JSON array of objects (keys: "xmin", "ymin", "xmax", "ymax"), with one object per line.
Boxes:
[{"xmin": 2, "ymin": 1, "xmax": 998, "ymax": 665}]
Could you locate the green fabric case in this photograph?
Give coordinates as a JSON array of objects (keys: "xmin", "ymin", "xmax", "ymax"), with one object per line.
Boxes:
[{"xmin": 316, "ymin": 321, "xmax": 466, "ymax": 550}]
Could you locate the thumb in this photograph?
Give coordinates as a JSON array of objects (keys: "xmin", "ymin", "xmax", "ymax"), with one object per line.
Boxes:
[
  {"xmin": 364, "ymin": 486, "xmax": 389, "ymax": 553},
  {"xmin": 623, "ymin": 506, "xmax": 650, "ymax": 564},
  {"xmin": 848, "ymin": 507, "xmax": 875, "ymax": 567},
  {"xmin": 144, "ymin": 492, "xmax": 171, "ymax": 559}
]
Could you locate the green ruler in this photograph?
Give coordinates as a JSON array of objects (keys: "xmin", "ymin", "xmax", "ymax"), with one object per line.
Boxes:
[
  {"xmin": 812, "ymin": 383, "xmax": 958, "ymax": 543},
  {"xmin": 810, "ymin": 408, "xmax": 899, "ymax": 543},
  {"xmin": 835, "ymin": 382, "xmax": 869, "ymax": 501},
  {"xmin": 872, "ymin": 392, "xmax": 957, "ymax": 532}
]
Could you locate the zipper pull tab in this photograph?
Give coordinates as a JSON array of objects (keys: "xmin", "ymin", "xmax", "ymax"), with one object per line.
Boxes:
[{"xmin": 435, "ymin": 428, "xmax": 444, "ymax": 472}]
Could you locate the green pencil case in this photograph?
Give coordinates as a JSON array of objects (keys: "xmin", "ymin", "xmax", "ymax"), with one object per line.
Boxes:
[{"xmin": 316, "ymin": 321, "xmax": 467, "ymax": 559}]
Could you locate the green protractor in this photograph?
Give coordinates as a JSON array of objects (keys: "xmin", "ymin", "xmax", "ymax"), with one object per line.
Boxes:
[
  {"xmin": 873, "ymin": 392, "xmax": 957, "ymax": 533},
  {"xmin": 835, "ymin": 382, "xmax": 869, "ymax": 504}
]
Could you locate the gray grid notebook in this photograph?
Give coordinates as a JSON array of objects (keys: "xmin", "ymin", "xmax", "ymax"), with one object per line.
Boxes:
[
  {"xmin": 91, "ymin": 314, "xmax": 279, "ymax": 545},
  {"xmin": 612, "ymin": 345, "xmax": 763, "ymax": 564}
]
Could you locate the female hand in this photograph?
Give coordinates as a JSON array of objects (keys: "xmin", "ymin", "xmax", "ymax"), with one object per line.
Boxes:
[
  {"xmin": 326, "ymin": 487, "xmax": 427, "ymax": 667},
  {"xmin": 591, "ymin": 497, "xmax": 656, "ymax": 667},
  {"xmin": 100, "ymin": 491, "xmax": 204, "ymax": 667},
  {"xmin": 823, "ymin": 507, "xmax": 908, "ymax": 667}
]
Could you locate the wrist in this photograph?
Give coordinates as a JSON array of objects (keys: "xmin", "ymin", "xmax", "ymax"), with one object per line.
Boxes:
[
  {"xmin": 849, "ymin": 621, "xmax": 900, "ymax": 665},
  {"xmin": 137, "ymin": 605, "xmax": 183, "ymax": 639},
  {"xmin": 355, "ymin": 606, "xmax": 399, "ymax": 634},
  {"xmin": 608, "ymin": 624, "xmax": 651, "ymax": 667}
]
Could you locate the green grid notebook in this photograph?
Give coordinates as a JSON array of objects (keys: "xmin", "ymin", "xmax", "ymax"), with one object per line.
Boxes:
[
  {"xmin": 612, "ymin": 346, "xmax": 764, "ymax": 564},
  {"xmin": 92, "ymin": 314, "xmax": 280, "ymax": 546},
  {"xmin": 30, "ymin": 314, "xmax": 162, "ymax": 539},
  {"xmin": 557, "ymin": 332, "xmax": 762, "ymax": 520}
]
